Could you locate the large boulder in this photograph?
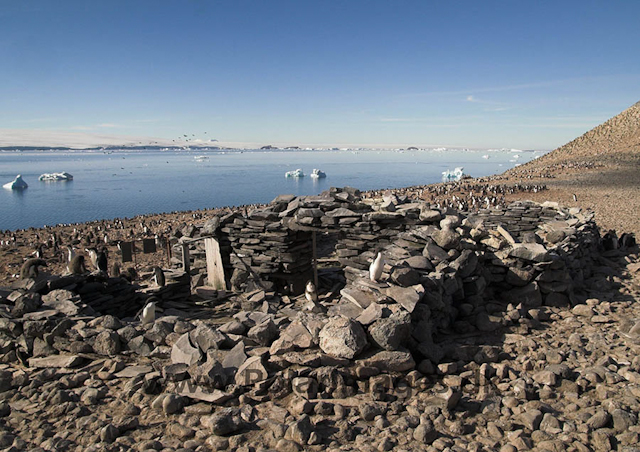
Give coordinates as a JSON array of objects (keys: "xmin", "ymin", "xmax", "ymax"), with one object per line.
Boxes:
[
  {"xmin": 368, "ymin": 311, "xmax": 412, "ymax": 350},
  {"xmin": 318, "ymin": 317, "xmax": 367, "ymax": 359}
]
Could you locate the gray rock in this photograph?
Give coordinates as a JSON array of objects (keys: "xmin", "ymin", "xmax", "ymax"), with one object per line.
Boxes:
[
  {"xmin": 359, "ymin": 402, "xmax": 386, "ymax": 421},
  {"xmin": 218, "ymin": 320, "xmax": 246, "ymax": 335},
  {"xmin": 285, "ymin": 414, "xmax": 313, "ymax": 445},
  {"xmin": 360, "ymin": 350, "xmax": 415, "ymax": 372},
  {"xmin": 476, "ymin": 312, "xmax": 501, "ymax": 332},
  {"xmin": 419, "ymin": 209, "xmax": 442, "ymax": 223},
  {"xmin": 612, "ymin": 409, "xmax": 636, "ymax": 432},
  {"xmin": 402, "ymin": 255, "xmax": 434, "ymax": 271},
  {"xmin": 190, "ymin": 325, "xmax": 225, "ymax": 353},
  {"xmin": 235, "ymin": 355, "xmax": 268, "ymax": 386},
  {"xmin": 269, "ymin": 319, "xmax": 315, "ymax": 354},
  {"xmin": 390, "ymin": 267, "xmax": 421, "ymax": 287},
  {"xmin": 128, "ymin": 335, "xmax": 153, "ymax": 356},
  {"xmin": 247, "ymin": 318, "xmax": 279, "ymax": 346},
  {"xmin": 586, "ymin": 411, "xmax": 611, "ymax": 430},
  {"xmin": 222, "ymin": 341, "xmax": 247, "ymax": 373},
  {"xmin": 190, "ymin": 356, "xmax": 225, "ymax": 387},
  {"xmin": 423, "ymin": 241, "xmax": 450, "ymax": 264},
  {"xmin": 432, "ymin": 227, "xmax": 460, "ymax": 250},
  {"xmin": 11, "ymin": 293, "xmax": 42, "ymax": 317},
  {"xmin": 171, "ymin": 333, "xmax": 202, "ymax": 366},
  {"xmin": 414, "ymin": 420, "xmax": 438, "ymax": 444},
  {"xmin": 384, "ymin": 284, "xmax": 425, "ymax": 313},
  {"xmin": 162, "ymin": 394, "xmax": 185, "ymax": 415},
  {"xmin": 202, "ymin": 407, "xmax": 244, "ymax": 435},
  {"xmin": 368, "ymin": 311, "xmax": 412, "ymax": 350},
  {"xmin": 162, "ymin": 363, "xmax": 190, "ymax": 382},
  {"xmin": 318, "ymin": 317, "xmax": 367, "ymax": 359},
  {"xmin": 519, "ymin": 409, "xmax": 543, "ymax": 430},
  {"xmin": 93, "ymin": 330, "xmax": 121, "ymax": 356},
  {"xmin": 509, "ymin": 243, "xmax": 550, "ymax": 262},
  {"xmin": 100, "ymin": 424, "xmax": 120, "ymax": 444},
  {"xmin": 503, "ymin": 282, "xmax": 542, "ymax": 307},
  {"xmin": 356, "ymin": 303, "xmax": 385, "ymax": 326}
]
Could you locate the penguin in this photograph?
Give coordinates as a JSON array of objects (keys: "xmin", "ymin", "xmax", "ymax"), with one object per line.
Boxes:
[
  {"xmin": 110, "ymin": 261, "xmax": 121, "ymax": 278},
  {"xmin": 95, "ymin": 249, "xmax": 108, "ymax": 273},
  {"xmin": 69, "ymin": 255, "xmax": 87, "ymax": 275},
  {"xmin": 66, "ymin": 245, "xmax": 76, "ymax": 264},
  {"xmin": 305, "ymin": 280, "xmax": 318, "ymax": 304},
  {"xmin": 20, "ymin": 258, "xmax": 47, "ymax": 279},
  {"xmin": 369, "ymin": 251, "xmax": 385, "ymax": 282},
  {"xmin": 86, "ymin": 248, "xmax": 99, "ymax": 269},
  {"xmin": 153, "ymin": 266, "xmax": 165, "ymax": 287},
  {"xmin": 141, "ymin": 300, "xmax": 156, "ymax": 324}
]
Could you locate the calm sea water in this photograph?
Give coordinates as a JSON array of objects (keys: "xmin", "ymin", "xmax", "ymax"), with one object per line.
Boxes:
[{"xmin": 0, "ymin": 148, "xmax": 543, "ymax": 231}]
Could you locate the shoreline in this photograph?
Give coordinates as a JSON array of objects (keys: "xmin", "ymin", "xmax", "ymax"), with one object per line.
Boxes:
[{"xmin": 1, "ymin": 152, "xmax": 638, "ymax": 286}]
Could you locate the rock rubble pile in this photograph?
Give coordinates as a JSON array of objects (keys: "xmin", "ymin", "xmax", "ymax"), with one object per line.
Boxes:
[{"xmin": 0, "ymin": 187, "xmax": 639, "ymax": 451}]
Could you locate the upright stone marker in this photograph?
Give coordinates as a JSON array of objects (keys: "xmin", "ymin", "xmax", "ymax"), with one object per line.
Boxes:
[{"xmin": 205, "ymin": 238, "xmax": 226, "ymax": 290}]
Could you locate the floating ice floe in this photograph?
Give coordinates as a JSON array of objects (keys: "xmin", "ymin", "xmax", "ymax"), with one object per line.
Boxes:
[
  {"xmin": 482, "ymin": 154, "xmax": 490, "ymax": 159},
  {"xmin": 39, "ymin": 172, "xmax": 74, "ymax": 181},
  {"xmin": 3, "ymin": 174, "xmax": 28, "ymax": 190},
  {"xmin": 194, "ymin": 155, "xmax": 209, "ymax": 161},
  {"xmin": 285, "ymin": 169, "xmax": 304, "ymax": 178},
  {"xmin": 310, "ymin": 169, "xmax": 326, "ymax": 178},
  {"xmin": 442, "ymin": 167, "xmax": 466, "ymax": 182}
]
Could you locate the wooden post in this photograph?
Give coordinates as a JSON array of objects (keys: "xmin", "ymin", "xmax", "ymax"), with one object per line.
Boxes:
[
  {"xmin": 181, "ymin": 243, "xmax": 190, "ymax": 274},
  {"xmin": 312, "ymin": 230, "xmax": 318, "ymax": 288},
  {"xmin": 205, "ymin": 238, "xmax": 226, "ymax": 290}
]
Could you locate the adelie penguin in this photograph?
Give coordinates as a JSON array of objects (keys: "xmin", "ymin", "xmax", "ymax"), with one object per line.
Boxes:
[
  {"xmin": 86, "ymin": 247, "xmax": 108, "ymax": 273},
  {"xmin": 141, "ymin": 300, "xmax": 156, "ymax": 324},
  {"xmin": 369, "ymin": 251, "xmax": 385, "ymax": 282},
  {"xmin": 305, "ymin": 280, "xmax": 318, "ymax": 303},
  {"xmin": 69, "ymin": 255, "xmax": 87, "ymax": 275},
  {"xmin": 303, "ymin": 280, "xmax": 324, "ymax": 313},
  {"xmin": 20, "ymin": 258, "xmax": 47, "ymax": 279},
  {"xmin": 153, "ymin": 266, "xmax": 165, "ymax": 287}
]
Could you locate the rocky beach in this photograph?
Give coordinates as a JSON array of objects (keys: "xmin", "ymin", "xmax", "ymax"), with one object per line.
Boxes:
[{"xmin": 0, "ymin": 101, "xmax": 639, "ymax": 452}]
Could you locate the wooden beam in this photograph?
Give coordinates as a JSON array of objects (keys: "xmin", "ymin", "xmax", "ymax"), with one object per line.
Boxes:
[
  {"xmin": 312, "ymin": 230, "xmax": 318, "ymax": 288},
  {"xmin": 181, "ymin": 243, "xmax": 190, "ymax": 274},
  {"xmin": 204, "ymin": 238, "xmax": 226, "ymax": 290}
]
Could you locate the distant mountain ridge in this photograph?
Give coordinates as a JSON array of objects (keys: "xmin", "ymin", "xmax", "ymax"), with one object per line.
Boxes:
[{"xmin": 521, "ymin": 100, "xmax": 640, "ymax": 169}]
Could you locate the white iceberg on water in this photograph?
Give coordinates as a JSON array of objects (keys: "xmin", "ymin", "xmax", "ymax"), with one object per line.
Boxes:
[
  {"xmin": 442, "ymin": 167, "xmax": 466, "ymax": 182},
  {"xmin": 309, "ymin": 168, "xmax": 326, "ymax": 178},
  {"xmin": 3, "ymin": 174, "xmax": 28, "ymax": 190},
  {"xmin": 285, "ymin": 168, "xmax": 304, "ymax": 178},
  {"xmin": 39, "ymin": 172, "xmax": 73, "ymax": 181}
]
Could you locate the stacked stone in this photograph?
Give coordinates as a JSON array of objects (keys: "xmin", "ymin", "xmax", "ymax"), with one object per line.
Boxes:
[
  {"xmin": 332, "ymin": 199, "xmax": 605, "ymax": 369},
  {"xmin": 470, "ymin": 200, "xmax": 567, "ymax": 239}
]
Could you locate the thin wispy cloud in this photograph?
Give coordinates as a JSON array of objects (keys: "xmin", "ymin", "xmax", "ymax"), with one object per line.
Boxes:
[{"xmin": 400, "ymin": 74, "xmax": 638, "ymax": 99}]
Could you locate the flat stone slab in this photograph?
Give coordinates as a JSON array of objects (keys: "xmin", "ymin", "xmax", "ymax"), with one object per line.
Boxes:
[
  {"xmin": 116, "ymin": 365, "xmax": 154, "ymax": 379},
  {"xmin": 175, "ymin": 381, "xmax": 233, "ymax": 404},
  {"xmin": 340, "ymin": 287, "xmax": 377, "ymax": 309},
  {"xmin": 28, "ymin": 355, "xmax": 84, "ymax": 368}
]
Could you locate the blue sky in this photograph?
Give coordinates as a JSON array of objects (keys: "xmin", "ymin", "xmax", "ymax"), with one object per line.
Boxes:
[{"xmin": 1, "ymin": 1, "xmax": 639, "ymax": 149}]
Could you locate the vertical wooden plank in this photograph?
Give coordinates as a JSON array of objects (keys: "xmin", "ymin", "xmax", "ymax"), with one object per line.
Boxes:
[
  {"xmin": 312, "ymin": 230, "xmax": 318, "ymax": 288},
  {"xmin": 181, "ymin": 243, "xmax": 190, "ymax": 274},
  {"xmin": 205, "ymin": 238, "xmax": 226, "ymax": 290}
]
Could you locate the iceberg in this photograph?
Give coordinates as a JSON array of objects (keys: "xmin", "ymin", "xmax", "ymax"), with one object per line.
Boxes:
[
  {"xmin": 3, "ymin": 174, "xmax": 28, "ymax": 190},
  {"xmin": 441, "ymin": 167, "xmax": 466, "ymax": 182},
  {"xmin": 285, "ymin": 168, "xmax": 304, "ymax": 178},
  {"xmin": 38, "ymin": 172, "xmax": 74, "ymax": 181},
  {"xmin": 309, "ymin": 168, "xmax": 326, "ymax": 178}
]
